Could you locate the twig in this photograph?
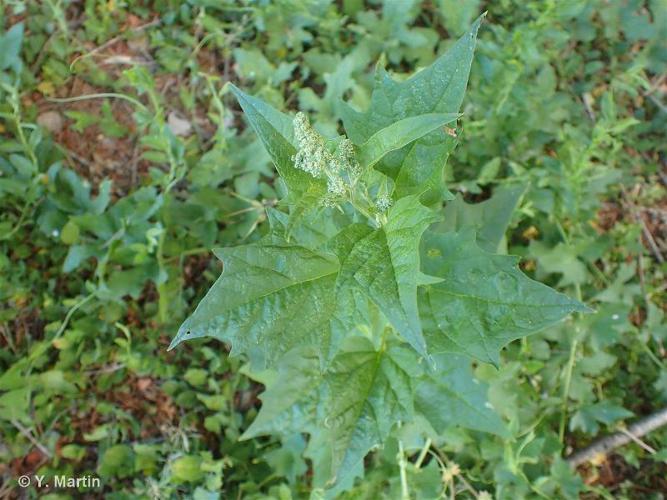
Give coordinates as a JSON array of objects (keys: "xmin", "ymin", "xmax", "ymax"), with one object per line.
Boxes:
[
  {"xmin": 46, "ymin": 92, "xmax": 147, "ymax": 112},
  {"xmin": 642, "ymin": 74, "xmax": 666, "ymax": 97},
  {"xmin": 621, "ymin": 187, "xmax": 665, "ymax": 263},
  {"xmin": 431, "ymin": 446, "xmax": 480, "ymax": 499},
  {"xmin": 10, "ymin": 419, "xmax": 52, "ymax": 459},
  {"xmin": 567, "ymin": 406, "xmax": 667, "ymax": 467},
  {"xmin": 648, "ymin": 94, "xmax": 667, "ymax": 114},
  {"xmin": 83, "ymin": 363, "xmax": 126, "ymax": 375},
  {"xmin": 582, "ymin": 92, "xmax": 596, "ymax": 121},
  {"xmin": 56, "ymin": 143, "xmax": 92, "ymax": 169},
  {"xmin": 639, "ymin": 218, "xmax": 665, "ymax": 263},
  {"xmin": 0, "ymin": 482, "xmax": 13, "ymax": 498},
  {"xmin": 69, "ymin": 18, "xmax": 161, "ymax": 71},
  {"xmin": 0, "ymin": 324, "xmax": 16, "ymax": 352},
  {"xmin": 617, "ymin": 428, "xmax": 656, "ymax": 454}
]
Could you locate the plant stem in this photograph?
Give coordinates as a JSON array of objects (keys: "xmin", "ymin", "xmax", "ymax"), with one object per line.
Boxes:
[
  {"xmin": 54, "ymin": 294, "xmax": 95, "ymax": 341},
  {"xmin": 47, "ymin": 92, "xmax": 148, "ymax": 111},
  {"xmin": 414, "ymin": 438, "xmax": 432, "ymax": 469},
  {"xmin": 645, "ymin": 343, "xmax": 665, "ymax": 368},
  {"xmin": 559, "ymin": 338, "xmax": 578, "ymax": 443},
  {"xmin": 555, "ymin": 217, "xmax": 584, "ymax": 444},
  {"xmin": 398, "ymin": 438, "xmax": 410, "ymax": 500}
]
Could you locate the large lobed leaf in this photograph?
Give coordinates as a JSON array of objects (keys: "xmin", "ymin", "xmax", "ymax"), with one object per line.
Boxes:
[
  {"xmin": 435, "ymin": 183, "xmax": 526, "ymax": 253},
  {"xmin": 169, "ymin": 15, "xmax": 592, "ymax": 494},
  {"xmin": 170, "ymin": 196, "xmax": 440, "ymax": 366},
  {"xmin": 415, "ymin": 353, "xmax": 508, "ymax": 436},
  {"xmin": 357, "ymin": 113, "xmax": 460, "ymax": 168},
  {"xmin": 229, "ymin": 84, "xmax": 326, "ymax": 197},
  {"xmin": 419, "ymin": 229, "xmax": 590, "ymax": 366},
  {"xmin": 168, "ymin": 244, "xmax": 340, "ymax": 367},
  {"xmin": 243, "ymin": 337, "xmax": 415, "ymax": 488},
  {"xmin": 244, "ymin": 339, "xmax": 510, "ymax": 488},
  {"xmin": 329, "ymin": 195, "xmax": 440, "ymax": 360},
  {"xmin": 340, "ymin": 15, "xmax": 483, "ymax": 200}
]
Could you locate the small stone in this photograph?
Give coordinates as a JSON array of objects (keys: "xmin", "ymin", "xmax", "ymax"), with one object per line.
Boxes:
[
  {"xmin": 168, "ymin": 112, "xmax": 192, "ymax": 137},
  {"xmin": 37, "ymin": 110, "xmax": 63, "ymax": 133}
]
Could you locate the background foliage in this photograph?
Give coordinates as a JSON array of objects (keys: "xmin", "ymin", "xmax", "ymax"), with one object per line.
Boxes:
[{"xmin": 0, "ymin": 0, "xmax": 665, "ymax": 498}]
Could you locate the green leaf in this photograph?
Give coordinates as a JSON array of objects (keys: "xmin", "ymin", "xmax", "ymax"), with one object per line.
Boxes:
[
  {"xmin": 171, "ymin": 455, "xmax": 205, "ymax": 483},
  {"xmin": 263, "ymin": 434, "xmax": 308, "ymax": 484},
  {"xmin": 436, "ymin": 184, "xmax": 526, "ymax": 253},
  {"xmin": 0, "ymin": 23, "xmax": 23, "ymax": 70},
  {"xmin": 169, "ymin": 244, "xmax": 340, "ymax": 367},
  {"xmin": 173, "ymin": 196, "xmax": 439, "ymax": 364},
  {"xmin": 63, "ymin": 244, "xmax": 98, "ymax": 273},
  {"xmin": 357, "ymin": 113, "xmax": 460, "ymax": 168},
  {"xmin": 436, "ymin": 0, "xmax": 482, "ymax": 36},
  {"xmin": 61, "ymin": 444, "xmax": 86, "ymax": 461},
  {"xmin": 330, "ymin": 195, "xmax": 440, "ymax": 359},
  {"xmin": 228, "ymin": 84, "xmax": 325, "ymax": 197},
  {"xmin": 550, "ymin": 457, "xmax": 585, "ymax": 499},
  {"xmin": 233, "ymin": 47, "xmax": 275, "ymax": 83},
  {"xmin": 529, "ymin": 241, "xmax": 588, "ymax": 287},
  {"xmin": 267, "ymin": 206, "xmax": 345, "ymax": 250},
  {"xmin": 570, "ymin": 401, "xmax": 633, "ymax": 435},
  {"xmin": 240, "ymin": 347, "xmax": 321, "ymax": 440},
  {"xmin": 652, "ymin": 448, "xmax": 667, "ymax": 463},
  {"xmin": 65, "ymin": 110, "xmax": 99, "ymax": 132},
  {"xmin": 415, "ymin": 353, "xmax": 508, "ymax": 436},
  {"xmin": 340, "ymin": 15, "xmax": 483, "ymax": 200},
  {"xmin": 419, "ymin": 229, "xmax": 589, "ymax": 365},
  {"xmin": 243, "ymin": 337, "xmax": 422, "ymax": 488},
  {"xmin": 184, "ymin": 368, "xmax": 208, "ymax": 387},
  {"xmin": 9, "ymin": 154, "xmax": 36, "ymax": 177},
  {"xmin": 98, "ymin": 445, "xmax": 135, "ymax": 479},
  {"xmin": 60, "ymin": 220, "xmax": 80, "ymax": 245}
]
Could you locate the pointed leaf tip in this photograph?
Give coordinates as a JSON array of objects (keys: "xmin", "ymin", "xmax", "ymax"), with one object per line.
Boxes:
[
  {"xmin": 420, "ymin": 230, "xmax": 591, "ymax": 364},
  {"xmin": 167, "ymin": 322, "xmax": 192, "ymax": 351},
  {"xmin": 167, "ymin": 330, "xmax": 185, "ymax": 352},
  {"xmin": 167, "ymin": 334, "xmax": 181, "ymax": 351},
  {"xmin": 573, "ymin": 301, "xmax": 595, "ymax": 314}
]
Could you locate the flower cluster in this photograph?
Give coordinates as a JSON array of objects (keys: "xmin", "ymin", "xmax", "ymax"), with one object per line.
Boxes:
[
  {"xmin": 292, "ymin": 112, "xmax": 361, "ymax": 199},
  {"xmin": 335, "ymin": 138, "xmax": 361, "ymax": 181},
  {"xmin": 292, "ymin": 112, "xmax": 329, "ymax": 177},
  {"xmin": 375, "ymin": 194, "xmax": 392, "ymax": 212},
  {"xmin": 292, "ymin": 112, "xmax": 392, "ymax": 222}
]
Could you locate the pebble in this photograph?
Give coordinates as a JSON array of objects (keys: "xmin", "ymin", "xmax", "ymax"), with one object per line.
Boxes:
[
  {"xmin": 37, "ymin": 110, "xmax": 63, "ymax": 133},
  {"xmin": 168, "ymin": 112, "xmax": 192, "ymax": 137}
]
